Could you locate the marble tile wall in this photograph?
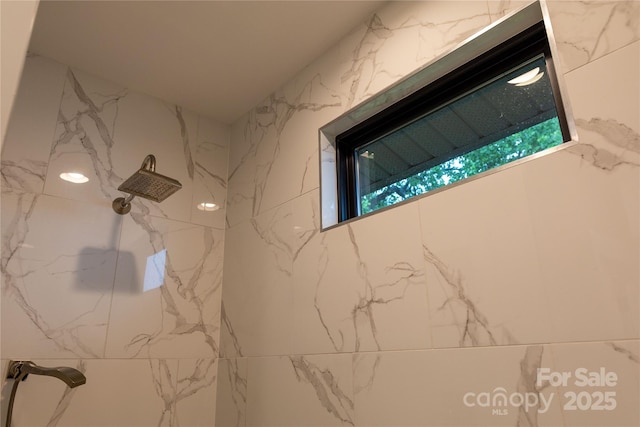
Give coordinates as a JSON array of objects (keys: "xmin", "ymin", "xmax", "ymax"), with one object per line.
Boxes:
[
  {"xmin": 2, "ymin": 1, "xmax": 638, "ymax": 426},
  {"xmin": 219, "ymin": 1, "xmax": 639, "ymax": 426},
  {"xmin": 1, "ymin": 54, "xmax": 229, "ymax": 425}
]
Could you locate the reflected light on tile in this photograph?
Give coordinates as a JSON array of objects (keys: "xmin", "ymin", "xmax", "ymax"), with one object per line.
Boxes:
[
  {"xmin": 197, "ymin": 202, "xmax": 219, "ymax": 212},
  {"xmin": 144, "ymin": 249, "xmax": 166, "ymax": 292},
  {"xmin": 59, "ymin": 172, "xmax": 89, "ymax": 183}
]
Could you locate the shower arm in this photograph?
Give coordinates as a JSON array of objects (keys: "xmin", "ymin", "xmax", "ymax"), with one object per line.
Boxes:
[
  {"xmin": 121, "ymin": 193, "xmax": 136, "ymax": 205},
  {"xmin": 141, "ymin": 154, "xmax": 156, "ymax": 172}
]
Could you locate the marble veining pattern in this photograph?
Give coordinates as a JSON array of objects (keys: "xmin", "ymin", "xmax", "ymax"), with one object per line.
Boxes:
[
  {"xmin": 227, "ymin": 78, "xmax": 340, "ymax": 226},
  {"xmin": 130, "ymin": 214, "xmax": 218, "ymax": 356},
  {"xmin": 41, "ymin": 64, "xmax": 208, "ymax": 223},
  {"xmin": 340, "ymin": 5, "xmax": 491, "ymax": 109},
  {"xmin": 243, "ymin": 354, "xmax": 353, "ymax": 427},
  {"xmin": 2, "ymin": 1, "xmax": 639, "ymax": 426},
  {"xmin": 1, "ymin": 190, "xmax": 116, "ymax": 358},
  {"xmin": 221, "ymin": 0, "xmax": 638, "ymax": 425},
  {"xmin": 216, "ymin": 358, "xmax": 248, "ymax": 427},
  {"xmin": 249, "ymin": 203, "xmax": 294, "ymax": 278},
  {"xmin": 175, "ymin": 359, "xmax": 218, "ymax": 422},
  {"xmin": 153, "ymin": 358, "xmax": 217, "ymax": 427},
  {"xmin": 2, "ymin": 52, "xmax": 228, "ymax": 425},
  {"xmin": 569, "ymin": 118, "xmax": 640, "ymax": 170},
  {"xmin": 107, "ymin": 213, "xmax": 223, "ymax": 359},
  {"xmin": 150, "ymin": 359, "xmax": 179, "ymax": 426},
  {"xmin": 51, "ymin": 69, "xmax": 127, "ymax": 199},
  {"xmin": 228, "ymin": 2, "xmax": 493, "ymax": 226},
  {"xmin": 174, "ymin": 106, "xmax": 195, "ymax": 181},
  {"xmin": 191, "ymin": 123, "xmax": 229, "ymax": 229},
  {"xmin": 423, "ymin": 243, "xmax": 516, "ymax": 347},
  {"xmin": 220, "ymin": 303, "xmax": 244, "ymax": 359},
  {"xmin": 45, "ymin": 360, "xmax": 87, "ymax": 427},
  {"xmin": 488, "ymin": 0, "xmax": 531, "ymax": 22},
  {"xmin": 1, "ymin": 54, "xmax": 67, "ymax": 194},
  {"xmin": 290, "ymin": 355, "xmax": 354, "ymax": 426},
  {"xmin": 514, "ymin": 346, "xmax": 545, "ymax": 426},
  {"xmin": 1, "ymin": 159, "xmax": 48, "ymax": 193},
  {"xmin": 219, "ymin": 202, "xmax": 295, "ymax": 357},
  {"xmin": 548, "ymin": 0, "xmax": 640, "ymax": 72},
  {"xmin": 607, "ymin": 341, "xmax": 640, "ymax": 363},
  {"xmin": 345, "ymin": 224, "xmax": 424, "ymax": 352},
  {"xmin": 291, "ymin": 202, "xmax": 430, "ymax": 356},
  {"xmin": 340, "ymin": 14, "xmax": 397, "ymax": 111}
]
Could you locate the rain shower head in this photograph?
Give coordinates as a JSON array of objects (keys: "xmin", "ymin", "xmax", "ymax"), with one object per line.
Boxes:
[{"xmin": 113, "ymin": 154, "xmax": 182, "ymax": 215}]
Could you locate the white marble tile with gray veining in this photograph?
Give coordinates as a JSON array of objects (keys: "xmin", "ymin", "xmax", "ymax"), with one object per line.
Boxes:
[
  {"xmin": 549, "ymin": 340, "xmax": 639, "ymax": 426},
  {"xmin": 422, "ymin": 243, "xmax": 518, "ymax": 348},
  {"xmin": 105, "ymin": 213, "xmax": 224, "ymax": 359},
  {"xmin": 220, "ymin": 203, "xmax": 295, "ymax": 356},
  {"xmin": 1, "ymin": 190, "xmax": 118, "ymax": 359},
  {"xmin": 419, "ymin": 166, "xmax": 557, "ymax": 348},
  {"xmin": 519, "ymin": 148, "xmax": 639, "ymax": 342},
  {"xmin": 1, "ymin": 55, "xmax": 67, "ymax": 194},
  {"xmin": 293, "ymin": 202, "xmax": 430, "ymax": 355},
  {"xmin": 513, "ymin": 346, "xmax": 551, "ymax": 426},
  {"xmin": 147, "ymin": 359, "xmax": 180, "ymax": 426},
  {"xmin": 41, "ymin": 66, "xmax": 202, "ymax": 223},
  {"xmin": 45, "ymin": 68, "xmax": 128, "ymax": 199},
  {"xmin": 190, "ymin": 117, "xmax": 230, "ymax": 229},
  {"xmin": 353, "ymin": 345, "xmax": 564, "ymax": 426},
  {"xmin": 44, "ymin": 360, "xmax": 87, "ymax": 427},
  {"xmin": 69, "ymin": 359, "xmax": 183, "ymax": 426},
  {"xmin": 215, "ymin": 358, "xmax": 248, "ymax": 427},
  {"xmin": 289, "ymin": 356, "xmax": 354, "ymax": 426},
  {"xmin": 564, "ymin": 40, "xmax": 640, "ymax": 171},
  {"xmin": 568, "ymin": 117, "xmax": 640, "ymax": 170},
  {"xmin": 175, "ymin": 358, "xmax": 218, "ymax": 426},
  {"xmin": 226, "ymin": 77, "xmax": 341, "ymax": 226},
  {"xmin": 1, "ymin": 157, "xmax": 49, "ymax": 195},
  {"xmin": 228, "ymin": 2, "xmax": 493, "ymax": 227},
  {"xmin": 339, "ymin": 2, "xmax": 491, "ymax": 109},
  {"xmin": 317, "ymin": 2, "xmax": 493, "ymax": 229},
  {"xmin": 245, "ymin": 354, "xmax": 353, "ymax": 427},
  {"xmin": 487, "ymin": 0, "xmax": 531, "ymax": 22},
  {"xmin": 226, "ymin": 113, "xmax": 263, "ymax": 227},
  {"xmin": 219, "ymin": 303, "xmax": 244, "ymax": 359},
  {"xmin": 548, "ymin": 0, "xmax": 640, "ymax": 73},
  {"xmin": 1, "ymin": 358, "xmax": 220, "ymax": 426}
]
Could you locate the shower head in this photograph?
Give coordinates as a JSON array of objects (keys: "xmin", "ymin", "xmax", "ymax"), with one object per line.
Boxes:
[
  {"xmin": 7, "ymin": 360, "xmax": 86, "ymax": 388},
  {"xmin": 113, "ymin": 154, "xmax": 182, "ymax": 214}
]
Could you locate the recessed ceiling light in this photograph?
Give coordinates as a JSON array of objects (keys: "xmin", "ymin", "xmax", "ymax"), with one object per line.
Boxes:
[
  {"xmin": 197, "ymin": 202, "xmax": 219, "ymax": 212},
  {"xmin": 508, "ymin": 67, "xmax": 544, "ymax": 86},
  {"xmin": 59, "ymin": 172, "xmax": 89, "ymax": 183}
]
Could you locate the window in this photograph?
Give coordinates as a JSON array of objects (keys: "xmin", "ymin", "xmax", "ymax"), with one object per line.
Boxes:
[{"xmin": 320, "ymin": 1, "xmax": 575, "ymax": 228}]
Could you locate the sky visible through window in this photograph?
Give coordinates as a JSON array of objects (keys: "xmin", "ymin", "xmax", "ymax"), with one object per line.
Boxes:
[{"xmin": 360, "ymin": 117, "xmax": 563, "ymax": 214}]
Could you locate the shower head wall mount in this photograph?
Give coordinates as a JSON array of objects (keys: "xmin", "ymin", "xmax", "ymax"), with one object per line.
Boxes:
[{"xmin": 112, "ymin": 154, "xmax": 182, "ymax": 215}]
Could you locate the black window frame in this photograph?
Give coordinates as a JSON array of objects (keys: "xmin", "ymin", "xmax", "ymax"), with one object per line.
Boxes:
[{"xmin": 335, "ymin": 21, "xmax": 571, "ymax": 222}]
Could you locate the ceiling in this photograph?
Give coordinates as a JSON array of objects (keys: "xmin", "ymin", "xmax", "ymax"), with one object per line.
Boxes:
[{"xmin": 28, "ymin": 0, "xmax": 385, "ymax": 124}]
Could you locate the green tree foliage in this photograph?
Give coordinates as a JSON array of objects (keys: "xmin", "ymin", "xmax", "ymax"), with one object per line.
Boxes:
[{"xmin": 361, "ymin": 117, "xmax": 563, "ymax": 214}]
